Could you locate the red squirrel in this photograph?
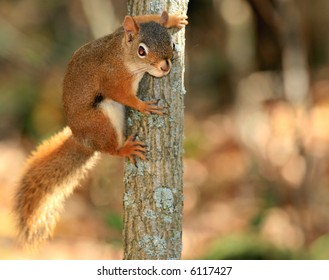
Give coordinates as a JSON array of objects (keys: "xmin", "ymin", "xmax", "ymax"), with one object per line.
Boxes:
[{"xmin": 14, "ymin": 11, "xmax": 188, "ymax": 246}]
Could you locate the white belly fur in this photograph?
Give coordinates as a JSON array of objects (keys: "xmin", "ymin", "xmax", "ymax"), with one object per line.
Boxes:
[{"xmin": 100, "ymin": 99, "xmax": 125, "ymax": 147}]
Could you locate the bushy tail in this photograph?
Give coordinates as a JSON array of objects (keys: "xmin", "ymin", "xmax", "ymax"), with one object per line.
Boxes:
[{"xmin": 15, "ymin": 127, "xmax": 99, "ymax": 247}]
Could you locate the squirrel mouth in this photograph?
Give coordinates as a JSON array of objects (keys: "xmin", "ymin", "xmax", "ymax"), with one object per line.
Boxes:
[
  {"xmin": 148, "ymin": 59, "xmax": 172, "ymax": 77},
  {"xmin": 157, "ymin": 67, "xmax": 171, "ymax": 77},
  {"xmin": 148, "ymin": 64, "xmax": 171, "ymax": 77},
  {"xmin": 160, "ymin": 59, "xmax": 171, "ymax": 73},
  {"xmin": 160, "ymin": 68, "xmax": 171, "ymax": 76}
]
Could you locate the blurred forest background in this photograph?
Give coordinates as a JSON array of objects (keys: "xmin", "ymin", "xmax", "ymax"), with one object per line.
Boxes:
[{"xmin": 1, "ymin": 0, "xmax": 329, "ymax": 259}]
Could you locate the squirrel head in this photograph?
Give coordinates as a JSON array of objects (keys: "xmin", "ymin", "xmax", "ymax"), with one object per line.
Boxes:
[{"xmin": 123, "ymin": 11, "xmax": 175, "ymax": 78}]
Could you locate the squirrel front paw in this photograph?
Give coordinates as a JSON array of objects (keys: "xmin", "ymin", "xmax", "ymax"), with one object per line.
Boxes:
[
  {"xmin": 168, "ymin": 13, "xmax": 188, "ymax": 29},
  {"xmin": 140, "ymin": 99, "xmax": 165, "ymax": 115}
]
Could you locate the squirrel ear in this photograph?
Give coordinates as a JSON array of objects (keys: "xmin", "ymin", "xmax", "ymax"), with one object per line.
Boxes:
[
  {"xmin": 160, "ymin": 11, "xmax": 169, "ymax": 26},
  {"xmin": 123, "ymin": 16, "xmax": 139, "ymax": 42}
]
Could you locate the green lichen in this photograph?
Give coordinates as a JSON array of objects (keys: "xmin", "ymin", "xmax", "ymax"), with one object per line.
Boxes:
[
  {"xmin": 172, "ymin": 231, "xmax": 182, "ymax": 254},
  {"xmin": 144, "ymin": 209, "xmax": 156, "ymax": 220},
  {"xmin": 123, "ymin": 161, "xmax": 138, "ymax": 183},
  {"xmin": 163, "ymin": 215, "xmax": 172, "ymax": 223},
  {"xmin": 136, "ymin": 159, "xmax": 150, "ymax": 176},
  {"xmin": 139, "ymin": 235, "xmax": 167, "ymax": 258},
  {"xmin": 149, "ymin": 1, "xmax": 165, "ymax": 14},
  {"xmin": 148, "ymin": 114, "xmax": 166, "ymax": 129},
  {"xmin": 168, "ymin": 0, "xmax": 181, "ymax": 12},
  {"xmin": 126, "ymin": 116, "xmax": 133, "ymax": 128},
  {"xmin": 174, "ymin": 43, "xmax": 182, "ymax": 53},
  {"xmin": 123, "ymin": 189, "xmax": 135, "ymax": 208},
  {"xmin": 154, "ymin": 187, "xmax": 174, "ymax": 213}
]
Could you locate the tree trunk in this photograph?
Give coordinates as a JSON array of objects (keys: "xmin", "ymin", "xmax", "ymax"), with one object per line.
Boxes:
[{"xmin": 123, "ymin": 0, "xmax": 188, "ymax": 260}]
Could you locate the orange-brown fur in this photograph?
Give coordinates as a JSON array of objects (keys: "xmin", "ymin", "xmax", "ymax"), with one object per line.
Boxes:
[
  {"xmin": 15, "ymin": 128, "xmax": 99, "ymax": 246},
  {"xmin": 14, "ymin": 11, "xmax": 188, "ymax": 247}
]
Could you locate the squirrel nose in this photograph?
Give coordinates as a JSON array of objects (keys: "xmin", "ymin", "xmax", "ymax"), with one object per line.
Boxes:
[{"xmin": 160, "ymin": 60, "xmax": 171, "ymax": 72}]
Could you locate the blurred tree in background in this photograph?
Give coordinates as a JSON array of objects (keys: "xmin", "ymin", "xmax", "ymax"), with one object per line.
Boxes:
[{"xmin": 1, "ymin": 0, "xmax": 329, "ymax": 259}]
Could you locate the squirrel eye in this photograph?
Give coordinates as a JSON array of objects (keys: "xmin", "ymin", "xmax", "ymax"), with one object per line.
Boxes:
[
  {"xmin": 138, "ymin": 43, "xmax": 148, "ymax": 58},
  {"xmin": 138, "ymin": 46, "xmax": 146, "ymax": 56},
  {"xmin": 172, "ymin": 42, "xmax": 176, "ymax": 51}
]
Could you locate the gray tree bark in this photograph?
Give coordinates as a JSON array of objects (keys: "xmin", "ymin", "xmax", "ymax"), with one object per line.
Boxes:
[{"xmin": 123, "ymin": 0, "xmax": 188, "ymax": 260}]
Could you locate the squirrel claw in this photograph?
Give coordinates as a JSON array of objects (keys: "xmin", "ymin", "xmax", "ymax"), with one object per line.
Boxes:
[
  {"xmin": 142, "ymin": 100, "xmax": 165, "ymax": 115},
  {"xmin": 118, "ymin": 134, "xmax": 146, "ymax": 163}
]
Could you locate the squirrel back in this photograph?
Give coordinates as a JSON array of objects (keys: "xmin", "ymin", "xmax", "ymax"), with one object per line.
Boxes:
[{"xmin": 15, "ymin": 128, "xmax": 99, "ymax": 246}]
